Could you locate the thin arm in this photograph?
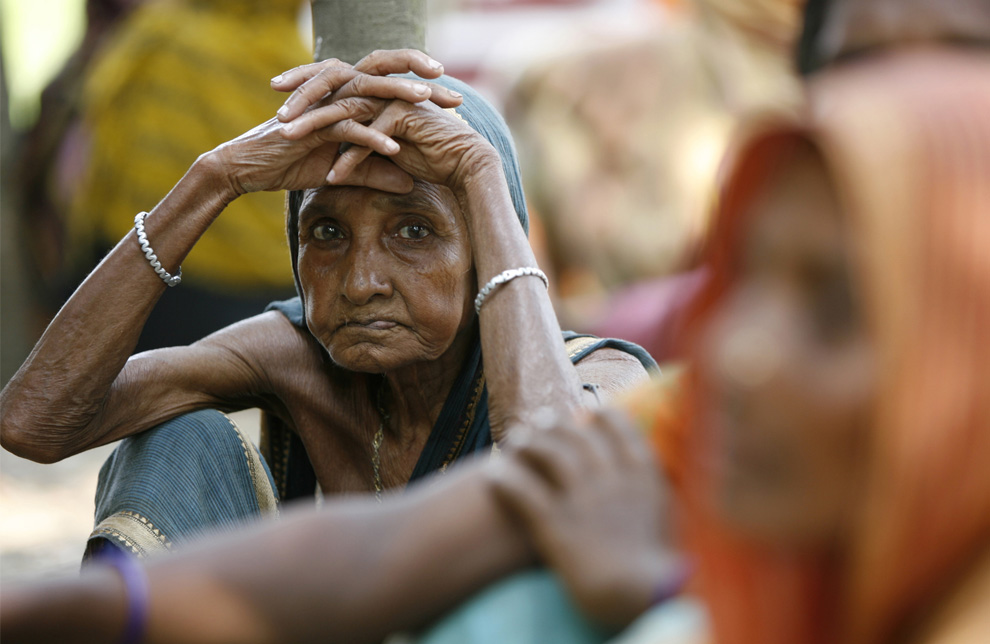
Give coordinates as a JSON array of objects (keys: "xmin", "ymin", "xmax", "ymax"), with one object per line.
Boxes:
[
  {"xmin": 0, "ymin": 459, "xmax": 533, "ymax": 644},
  {"xmin": 0, "ymin": 155, "xmax": 239, "ymax": 463}
]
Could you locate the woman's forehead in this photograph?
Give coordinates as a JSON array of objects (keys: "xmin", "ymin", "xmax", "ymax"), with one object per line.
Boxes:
[
  {"xmin": 299, "ymin": 181, "xmax": 459, "ymax": 222},
  {"xmin": 744, "ymin": 143, "xmax": 844, "ymax": 257}
]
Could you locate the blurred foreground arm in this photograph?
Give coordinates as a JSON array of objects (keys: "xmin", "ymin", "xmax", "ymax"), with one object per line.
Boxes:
[
  {"xmin": 1, "ymin": 461, "xmax": 532, "ymax": 644},
  {"xmin": 491, "ymin": 408, "xmax": 685, "ymax": 626}
]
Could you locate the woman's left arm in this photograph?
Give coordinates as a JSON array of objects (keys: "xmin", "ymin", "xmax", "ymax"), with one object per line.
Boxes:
[
  {"xmin": 457, "ymin": 162, "xmax": 652, "ymax": 427},
  {"xmin": 445, "ymin": 144, "xmax": 602, "ymax": 435}
]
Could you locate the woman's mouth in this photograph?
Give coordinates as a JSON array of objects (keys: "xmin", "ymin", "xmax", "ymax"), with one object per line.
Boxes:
[{"xmin": 344, "ymin": 320, "xmax": 399, "ymax": 330}]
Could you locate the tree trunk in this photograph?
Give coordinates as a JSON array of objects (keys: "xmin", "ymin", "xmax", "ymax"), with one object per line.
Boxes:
[{"xmin": 310, "ymin": 0, "xmax": 427, "ymax": 64}]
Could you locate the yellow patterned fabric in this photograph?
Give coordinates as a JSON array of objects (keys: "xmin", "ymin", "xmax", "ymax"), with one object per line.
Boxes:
[{"xmin": 69, "ymin": 0, "xmax": 309, "ymax": 289}]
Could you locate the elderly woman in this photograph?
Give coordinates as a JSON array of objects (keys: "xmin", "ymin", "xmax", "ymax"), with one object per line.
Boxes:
[{"xmin": 0, "ymin": 49, "xmax": 654, "ymax": 554}]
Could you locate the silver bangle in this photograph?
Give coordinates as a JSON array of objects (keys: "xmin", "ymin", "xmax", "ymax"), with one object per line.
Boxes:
[
  {"xmin": 133, "ymin": 211, "xmax": 182, "ymax": 287},
  {"xmin": 474, "ymin": 266, "xmax": 549, "ymax": 314}
]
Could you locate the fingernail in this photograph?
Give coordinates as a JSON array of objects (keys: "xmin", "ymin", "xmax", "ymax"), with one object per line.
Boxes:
[
  {"xmin": 411, "ymin": 83, "xmax": 430, "ymax": 95},
  {"xmin": 271, "ymin": 74, "xmax": 284, "ymax": 84},
  {"xmin": 428, "ymin": 58, "xmax": 443, "ymax": 70},
  {"xmin": 449, "ymin": 90, "xmax": 462, "ymax": 99},
  {"xmin": 277, "ymin": 105, "xmax": 289, "ymax": 119},
  {"xmin": 282, "ymin": 121, "xmax": 296, "ymax": 135},
  {"xmin": 385, "ymin": 139, "xmax": 400, "ymax": 153},
  {"xmin": 327, "ymin": 169, "xmax": 337, "ymax": 183}
]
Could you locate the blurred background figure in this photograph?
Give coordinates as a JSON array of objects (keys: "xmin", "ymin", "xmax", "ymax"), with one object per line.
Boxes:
[
  {"xmin": 675, "ymin": 43, "xmax": 990, "ymax": 644},
  {"xmin": 2, "ymin": 0, "xmax": 142, "ymax": 388},
  {"xmin": 419, "ymin": 0, "xmax": 806, "ymax": 363},
  {"xmin": 498, "ymin": 0, "xmax": 805, "ymax": 361},
  {"xmin": 12, "ymin": 0, "xmax": 310, "ymax": 353}
]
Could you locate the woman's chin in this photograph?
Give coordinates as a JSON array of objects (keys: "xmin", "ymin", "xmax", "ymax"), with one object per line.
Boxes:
[
  {"xmin": 717, "ymin": 480, "xmax": 840, "ymax": 549},
  {"xmin": 325, "ymin": 344, "xmax": 422, "ymax": 374},
  {"xmin": 329, "ymin": 351, "xmax": 397, "ymax": 373}
]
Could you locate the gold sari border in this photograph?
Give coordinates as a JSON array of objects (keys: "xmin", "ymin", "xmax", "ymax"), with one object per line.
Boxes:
[
  {"xmin": 89, "ymin": 510, "xmax": 172, "ymax": 559},
  {"xmin": 221, "ymin": 413, "xmax": 279, "ymax": 518}
]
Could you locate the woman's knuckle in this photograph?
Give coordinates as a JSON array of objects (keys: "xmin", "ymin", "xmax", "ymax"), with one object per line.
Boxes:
[{"xmin": 351, "ymin": 75, "xmax": 372, "ymax": 94}]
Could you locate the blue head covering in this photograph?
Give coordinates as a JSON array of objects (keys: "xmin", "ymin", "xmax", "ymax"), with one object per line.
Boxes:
[{"xmin": 420, "ymin": 74, "xmax": 530, "ymax": 233}]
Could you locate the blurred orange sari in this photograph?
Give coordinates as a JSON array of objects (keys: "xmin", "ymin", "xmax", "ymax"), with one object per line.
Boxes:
[{"xmin": 638, "ymin": 47, "xmax": 990, "ymax": 644}]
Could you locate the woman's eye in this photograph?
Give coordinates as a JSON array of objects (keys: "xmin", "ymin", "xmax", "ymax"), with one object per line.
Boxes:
[
  {"xmin": 805, "ymin": 265, "xmax": 858, "ymax": 343},
  {"xmin": 313, "ymin": 223, "xmax": 343, "ymax": 241},
  {"xmin": 398, "ymin": 224, "xmax": 430, "ymax": 240}
]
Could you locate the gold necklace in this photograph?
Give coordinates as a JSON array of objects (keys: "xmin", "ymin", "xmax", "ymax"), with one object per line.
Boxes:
[{"xmin": 372, "ymin": 383, "xmax": 388, "ymax": 502}]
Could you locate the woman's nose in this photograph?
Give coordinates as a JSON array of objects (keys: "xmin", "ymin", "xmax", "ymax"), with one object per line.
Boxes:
[
  {"xmin": 341, "ymin": 244, "xmax": 394, "ymax": 305},
  {"xmin": 704, "ymin": 289, "xmax": 788, "ymax": 392}
]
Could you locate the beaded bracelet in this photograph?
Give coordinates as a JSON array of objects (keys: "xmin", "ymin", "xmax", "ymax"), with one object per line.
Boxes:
[
  {"xmin": 134, "ymin": 211, "xmax": 182, "ymax": 287},
  {"xmin": 101, "ymin": 547, "xmax": 150, "ymax": 644},
  {"xmin": 474, "ymin": 267, "xmax": 549, "ymax": 314}
]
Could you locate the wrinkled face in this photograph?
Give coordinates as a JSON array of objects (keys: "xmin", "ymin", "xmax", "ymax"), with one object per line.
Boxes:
[
  {"xmin": 699, "ymin": 142, "xmax": 875, "ymax": 546},
  {"xmin": 296, "ymin": 182, "xmax": 476, "ymax": 373}
]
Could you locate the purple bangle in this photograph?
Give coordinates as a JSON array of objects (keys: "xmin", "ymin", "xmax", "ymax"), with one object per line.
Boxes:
[
  {"xmin": 102, "ymin": 548, "xmax": 150, "ymax": 644},
  {"xmin": 652, "ymin": 559, "xmax": 694, "ymax": 606}
]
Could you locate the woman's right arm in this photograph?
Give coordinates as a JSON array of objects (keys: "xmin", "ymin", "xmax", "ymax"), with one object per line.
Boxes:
[
  {"xmin": 0, "ymin": 51, "xmax": 460, "ymax": 463},
  {"xmin": 0, "ymin": 154, "xmax": 240, "ymax": 463}
]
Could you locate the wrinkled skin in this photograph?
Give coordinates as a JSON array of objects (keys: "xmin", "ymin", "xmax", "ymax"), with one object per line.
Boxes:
[{"xmin": 296, "ymin": 181, "xmax": 476, "ymax": 374}]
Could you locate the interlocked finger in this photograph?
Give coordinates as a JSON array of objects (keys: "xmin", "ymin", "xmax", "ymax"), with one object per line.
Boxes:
[
  {"xmin": 330, "ymin": 74, "xmax": 434, "ymax": 106},
  {"xmin": 276, "ymin": 63, "xmax": 362, "ymax": 122},
  {"xmin": 328, "ymin": 145, "xmax": 376, "ymax": 184},
  {"xmin": 308, "ymin": 119, "xmax": 398, "ymax": 158},
  {"xmin": 331, "ymin": 156, "xmax": 414, "ymax": 194},
  {"xmin": 331, "ymin": 75, "xmax": 463, "ymax": 109},
  {"xmin": 271, "ymin": 59, "xmax": 351, "ymax": 92},
  {"xmin": 351, "ymin": 50, "xmax": 462, "ymax": 108},
  {"xmin": 353, "ymin": 49, "xmax": 444, "ymax": 78},
  {"xmin": 324, "ymin": 100, "xmax": 410, "ymax": 183},
  {"xmin": 281, "ymin": 96, "xmax": 388, "ymax": 140}
]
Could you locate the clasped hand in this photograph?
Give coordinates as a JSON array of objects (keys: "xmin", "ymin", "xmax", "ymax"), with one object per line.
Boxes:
[
  {"xmin": 490, "ymin": 408, "xmax": 685, "ymax": 626},
  {"xmin": 209, "ymin": 49, "xmax": 492, "ymax": 198}
]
